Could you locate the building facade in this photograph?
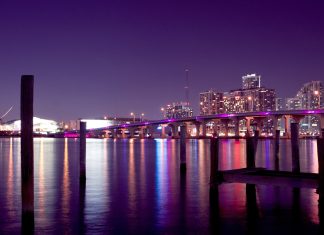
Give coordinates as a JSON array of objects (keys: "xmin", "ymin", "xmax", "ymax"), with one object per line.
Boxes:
[
  {"xmin": 199, "ymin": 74, "xmax": 276, "ymax": 115},
  {"xmin": 164, "ymin": 102, "xmax": 193, "ymax": 119},
  {"xmin": 199, "ymin": 89, "xmax": 224, "ymax": 115}
]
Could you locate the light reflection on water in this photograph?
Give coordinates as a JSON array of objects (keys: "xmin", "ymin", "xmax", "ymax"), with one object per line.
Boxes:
[{"xmin": 0, "ymin": 137, "xmax": 321, "ymax": 234}]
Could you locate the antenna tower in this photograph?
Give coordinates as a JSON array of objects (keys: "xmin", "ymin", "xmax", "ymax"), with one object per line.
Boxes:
[{"xmin": 184, "ymin": 68, "xmax": 189, "ymax": 105}]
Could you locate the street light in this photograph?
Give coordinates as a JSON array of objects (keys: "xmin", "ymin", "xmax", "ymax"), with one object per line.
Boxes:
[
  {"xmin": 141, "ymin": 113, "xmax": 144, "ymax": 121},
  {"xmin": 130, "ymin": 112, "xmax": 135, "ymax": 123}
]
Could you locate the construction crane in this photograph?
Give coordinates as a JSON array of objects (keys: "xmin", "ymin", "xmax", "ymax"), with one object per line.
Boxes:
[{"xmin": 0, "ymin": 106, "xmax": 13, "ymax": 124}]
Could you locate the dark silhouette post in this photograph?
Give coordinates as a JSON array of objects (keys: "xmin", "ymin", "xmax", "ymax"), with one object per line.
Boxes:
[
  {"xmin": 21, "ymin": 75, "xmax": 34, "ymax": 233},
  {"xmin": 318, "ymin": 135, "xmax": 324, "ymax": 233},
  {"xmin": 246, "ymin": 184, "xmax": 259, "ymax": 234},
  {"xmin": 246, "ymin": 130, "xmax": 259, "ymax": 168},
  {"xmin": 80, "ymin": 122, "xmax": 86, "ymax": 183},
  {"xmin": 180, "ymin": 125, "xmax": 186, "ymax": 173},
  {"xmin": 274, "ymin": 130, "xmax": 280, "ymax": 170},
  {"xmin": 291, "ymin": 123, "xmax": 300, "ymax": 173},
  {"xmin": 210, "ymin": 138, "xmax": 220, "ymax": 187}
]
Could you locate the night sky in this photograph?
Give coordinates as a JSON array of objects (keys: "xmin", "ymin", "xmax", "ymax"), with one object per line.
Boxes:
[{"xmin": 0, "ymin": 0, "xmax": 323, "ymax": 121}]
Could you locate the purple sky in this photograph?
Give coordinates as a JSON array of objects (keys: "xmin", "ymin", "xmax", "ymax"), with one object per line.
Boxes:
[{"xmin": 0, "ymin": 0, "xmax": 323, "ymax": 121}]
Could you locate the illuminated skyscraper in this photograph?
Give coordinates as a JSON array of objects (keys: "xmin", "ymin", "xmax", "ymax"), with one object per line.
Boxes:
[
  {"xmin": 164, "ymin": 102, "xmax": 193, "ymax": 119},
  {"xmin": 242, "ymin": 73, "xmax": 261, "ymax": 90},
  {"xmin": 199, "ymin": 89, "xmax": 224, "ymax": 115}
]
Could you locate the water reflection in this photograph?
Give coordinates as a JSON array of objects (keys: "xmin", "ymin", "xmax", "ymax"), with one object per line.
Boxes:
[{"xmin": 0, "ymin": 138, "xmax": 321, "ymax": 234}]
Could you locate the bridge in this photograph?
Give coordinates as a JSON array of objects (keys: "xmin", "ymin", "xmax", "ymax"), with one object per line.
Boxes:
[{"xmin": 70, "ymin": 109, "xmax": 324, "ymax": 138}]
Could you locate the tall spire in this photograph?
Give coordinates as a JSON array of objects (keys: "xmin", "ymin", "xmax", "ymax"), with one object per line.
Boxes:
[{"xmin": 184, "ymin": 68, "xmax": 189, "ymax": 105}]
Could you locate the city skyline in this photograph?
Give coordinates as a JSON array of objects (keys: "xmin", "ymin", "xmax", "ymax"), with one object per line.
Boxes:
[{"xmin": 1, "ymin": 1, "xmax": 324, "ymax": 121}]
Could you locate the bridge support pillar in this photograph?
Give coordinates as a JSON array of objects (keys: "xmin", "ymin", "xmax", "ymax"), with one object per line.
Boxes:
[
  {"xmin": 201, "ymin": 121, "xmax": 207, "ymax": 137},
  {"xmin": 317, "ymin": 114, "xmax": 324, "ymax": 138},
  {"xmin": 139, "ymin": 127, "xmax": 145, "ymax": 138},
  {"xmin": 129, "ymin": 127, "xmax": 135, "ymax": 138},
  {"xmin": 161, "ymin": 125, "xmax": 167, "ymax": 138},
  {"xmin": 233, "ymin": 117, "xmax": 240, "ymax": 138},
  {"xmin": 253, "ymin": 117, "xmax": 265, "ymax": 134},
  {"xmin": 221, "ymin": 119, "xmax": 230, "ymax": 137},
  {"xmin": 170, "ymin": 124, "xmax": 179, "ymax": 138},
  {"xmin": 284, "ymin": 115, "xmax": 291, "ymax": 138},
  {"xmin": 111, "ymin": 129, "xmax": 117, "ymax": 138},
  {"xmin": 271, "ymin": 115, "xmax": 280, "ymax": 137},
  {"xmin": 194, "ymin": 122, "xmax": 201, "ymax": 137},
  {"xmin": 245, "ymin": 117, "xmax": 253, "ymax": 137}
]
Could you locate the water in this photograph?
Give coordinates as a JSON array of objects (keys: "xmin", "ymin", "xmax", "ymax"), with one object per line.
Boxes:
[{"xmin": 0, "ymin": 137, "xmax": 321, "ymax": 234}]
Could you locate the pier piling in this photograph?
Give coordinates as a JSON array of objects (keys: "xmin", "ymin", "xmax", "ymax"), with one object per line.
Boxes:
[
  {"xmin": 21, "ymin": 75, "xmax": 35, "ymax": 233},
  {"xmin": 246, "ymin": 130, "xmax": 259, "ymax": 168},
  {"xmin": 318, "ymin": 135, "xmax": 324, "ymax": 229},
  {"xmin": 80, "ymin": 122, "xmax": 86, "ymax": 183},
  {"xmin": 180, "ymin": 125, "xmax": 186, "ymax": 173},
  {"xmin": 210, "ymin": 137, "xmax": 219, "ymax": 186},
  {"xmin": 274, "ymin": 130, "xmax": 280, "ymax": 170},
  {"xmin": 291, "ymin": 123, "xmax": 300, "ymax": 173}
]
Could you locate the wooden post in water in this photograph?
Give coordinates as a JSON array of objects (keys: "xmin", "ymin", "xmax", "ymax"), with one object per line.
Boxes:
[
  {"xmin": 246, "ymin": 130, "xmax": 259, "ymax": 168},
  {"xmin": 21, "ymin": 75, "xmax": 34, "ymax": 233},
  {"xmin": 80, "ymin": 122, "xmax": 86, "ymax": 183},
  {"xmin": 210, "ymin": 138, "xmax": 219, "ymax": 187},
  {"xmin": 318, "ymin": 135, "xmax": 324, "ymax": 230},
  {"xmin": 180, "ymin": 125, "xmax": 186, "ymax": 173},
  {"xmin": 291, "ymin": 123, "xmax": 300, "ymax": 173},
  {"xmin": 274, "ymin": 130, "xmax": 280, "ymax": 170}
]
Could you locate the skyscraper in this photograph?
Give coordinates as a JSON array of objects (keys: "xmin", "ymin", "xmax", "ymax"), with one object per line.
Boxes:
[
  {"xmin": 164, "ymin": 102, "xmax": 193, "ymax": 119},
  {"xmin": 242, "ymin": 74, "xmax": 261, "ymax": 90},
  {"xmin": 199, "ymin": 89, "xmax": 224, "ymax": 115}
]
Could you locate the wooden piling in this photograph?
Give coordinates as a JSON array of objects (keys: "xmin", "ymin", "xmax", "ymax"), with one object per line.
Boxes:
[
  {"xmin": 210, "ymin": 138, "xmax": 219, "ymax": 186},
  {"xmin": 274, "ymin": 130, "xmax": 280, "ymax": 170},
  {"xmin": 291, "ymin": 123, "xmax": 300, "ymax": 173},
  {"xmin": 246, "ymin": 130, "xmax": 259, "ymax": 168},
  {"xmin": 180, "ymin": 125, "xmax": 186, "ymax": 173},
  {"xmin": 21, "ymin": 75, "xmax": 35, "ymax": 233},
  {"xmin": 318, "ymin": 136, "xmax": 324, "ymax": 231},
  {"xmin": 80, "ymin": 122, "xmax": 86, "ymax": 183}
]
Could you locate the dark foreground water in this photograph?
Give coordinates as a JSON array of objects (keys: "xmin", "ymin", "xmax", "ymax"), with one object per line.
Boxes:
[{"xmin": 0, "ymin": 138, "xmax": 321, "ymax": 234}]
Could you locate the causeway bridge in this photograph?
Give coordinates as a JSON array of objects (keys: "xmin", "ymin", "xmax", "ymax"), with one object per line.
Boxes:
[{"xmin": 78, "ymin": 109, "xmax": 324, "ymax": 138}]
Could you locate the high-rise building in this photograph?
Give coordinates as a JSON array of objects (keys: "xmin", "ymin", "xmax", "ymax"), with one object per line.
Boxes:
[
  {"xmin": 199, "ymin": 89, "xmax": 224, "ymax": 115},
  {"xmin": 242, "ymin": 73, "xmax": 261, "ymax": 90},
  {"xmin": 164, "ymin": 102, "xmax": 193, "ymax": 119},
  {"xmin": 294, "ymin": 81, "xmax": 323, "ymax": 134},
  {"xmin": 275, "ymin": 98, "xmax": 285, "ymax": 111},
  {"xmin": 296, "ymin": 81, "xmax": 323, "ymax": 109},
  {"xmin": 285, "ymin": 97, "xmax": 301, "ymax": 110},
  {"xmin": 199, "ymin": 73, "xmax": 275, "ymax": 115}
]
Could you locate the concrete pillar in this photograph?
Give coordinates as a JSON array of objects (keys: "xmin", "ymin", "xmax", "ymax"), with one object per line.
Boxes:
[
  {"xmin": 161, "ymin": 125, "xmax": 167, "ymax": 138},
  {"xmin": 139, "ymin": 127, "xmax": 145, "ymax": 138},
  {"xmin": 148, "ymin": 126, "xmax": 155, "ymax": 138},
  {"xmin": 129, "ymin": 127, "xmax": 135, "ymax": 138},
  {"xmin": 171, "ymin": 124, "xmax": 179, "ymax": 138},
  {"xmin": 121, "ymin": 129, "xmax": 126, "ymax": 138},
  {"xmin": 221, "ymin": 119, "xmax": 230, "ymax": 137},
  {"xmin": 284, "ymin": 115, "xmax": 291, "ymax": 138},
  {"xmin": 201, "ymin": 121, "xmax": 207, "ymax": 137},
  {"xmin": 233, "ymin": 117, "xmax": 240, "ymax": 138},
  {"xmin": 245, "ymin": 117, "xmax": 253, "ymax": 137},
  {"xmin": 194, "ymin": 122, "xmax": 201, "ymax": 137},
  {"xmin": 317, "ymin": 114, "xmax": 324, "ymax": 138},
  {"xmin": 253, "ymin": 117, "xmax": 264, "ymax": 133},
  {"xmin": 271, "ymin": 115, "xmax": 280, "ymax": 137}
]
